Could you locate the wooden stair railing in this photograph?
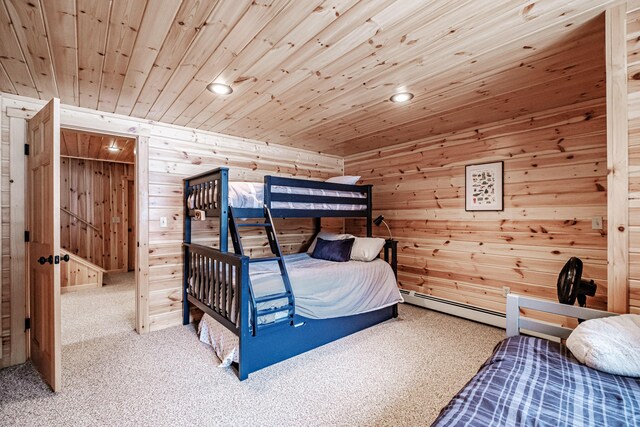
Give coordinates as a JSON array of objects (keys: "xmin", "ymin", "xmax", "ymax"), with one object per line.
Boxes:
[
  {"xmin": 60, "ymin": 249, "xmax": 106, "ymax": 293},
  {"xmin": 61, "ymin": 207, "xmax": 102, "ymax": 237}
]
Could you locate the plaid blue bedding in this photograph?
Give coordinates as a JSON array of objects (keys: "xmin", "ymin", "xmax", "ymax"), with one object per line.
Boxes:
[{"xmin": 432, "ymin": 336, "xmax": 640, "ymax": 427}]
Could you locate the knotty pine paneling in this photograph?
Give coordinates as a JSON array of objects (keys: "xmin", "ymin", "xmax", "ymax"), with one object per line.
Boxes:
[
  {"xmin": 627, "ymin": 5, "xmax": 640, "ymax": 314},
  {"xmin": 345, "ymin": 99, "xmax": 608, "ymax": 313},
  {"xmin": 61, "ymin": 129, "xmax": 135, "ymax": 163},
  {"xmin": 60, "ymin": 250, "xmax": 105, "ymax": 293},
  {"xmin": 0, "ymin": 1, "xmax": 617, "ymax": 155},
  {"xmin": 60, "ymin": 157, "xmax": 133, "ymax": 272}
]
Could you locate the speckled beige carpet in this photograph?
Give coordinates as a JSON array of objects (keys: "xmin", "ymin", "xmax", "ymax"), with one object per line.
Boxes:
[
  {"xmin": 61, "ymin": 272, "xmax": 135, "ymax": 345},
  {"xmin": 0, "ymin": 304, "xmax": 504, "ymax": 427}
]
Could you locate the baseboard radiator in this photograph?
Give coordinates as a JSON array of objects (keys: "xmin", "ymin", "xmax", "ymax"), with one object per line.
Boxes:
[{"xmin": 400, "ymin": 289, "xmax": 506, "ymax": 329}]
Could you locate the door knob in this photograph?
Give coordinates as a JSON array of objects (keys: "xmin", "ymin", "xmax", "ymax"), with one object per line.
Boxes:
[
  {"xmin": 59, "ymin": 254, "xmax": 70, "ymax": 262},
  {"xmin": 38, "ymin": 255, "xmax": 53, "ymax": 265}
]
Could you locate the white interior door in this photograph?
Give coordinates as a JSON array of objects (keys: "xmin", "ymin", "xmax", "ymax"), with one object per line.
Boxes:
[{"xmin": 27, "ymin": 98, "xmax": 61, "ymax": 391}]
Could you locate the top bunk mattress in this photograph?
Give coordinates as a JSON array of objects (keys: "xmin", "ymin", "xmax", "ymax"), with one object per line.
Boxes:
[{"xmin": 228, "ymin": 182, "xmax": 367, "ymax": 211}]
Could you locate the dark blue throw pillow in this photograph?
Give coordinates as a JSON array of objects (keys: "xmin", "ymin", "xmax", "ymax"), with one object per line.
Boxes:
[{"xmin": 311, "ymin": 237, "xmax": 355, "ymax": 262}]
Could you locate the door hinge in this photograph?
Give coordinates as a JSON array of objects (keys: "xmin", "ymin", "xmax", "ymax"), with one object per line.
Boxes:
[
  {"xmin": 24, "ymin": 143, "xmax": 29, "ymax": 155},
  {"xmin": 24, "ymin": 230, "xmax": 30, "ymax": 242},
  {"xmin": 25, "ymin": 317, "xmax": 30, "ymax": 331}
]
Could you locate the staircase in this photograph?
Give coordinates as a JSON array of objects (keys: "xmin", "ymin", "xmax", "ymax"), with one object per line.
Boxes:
[
  {"xmin": 229, "ymin": 206, "xmax": 295, "ymax": 333},
  {"xmin": 60, "ymin": 249, "xmax": 106, "ymax": 293}
]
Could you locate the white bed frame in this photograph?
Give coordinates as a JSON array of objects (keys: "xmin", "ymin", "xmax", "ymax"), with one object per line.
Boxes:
[{"xmin": 506, "ymin": 294, "xmax": 617, "ymax": 340}]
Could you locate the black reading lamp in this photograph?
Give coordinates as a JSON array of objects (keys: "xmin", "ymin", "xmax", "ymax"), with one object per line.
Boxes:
[{"xmin": 373, "ymin": 215, "xmax": 393, "ymax": 240}]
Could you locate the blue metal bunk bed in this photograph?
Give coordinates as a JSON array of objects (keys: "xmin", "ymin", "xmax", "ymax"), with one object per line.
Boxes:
[{"xmin": 183, "ymin": 167, "xmax": 398, "ymax": 380}]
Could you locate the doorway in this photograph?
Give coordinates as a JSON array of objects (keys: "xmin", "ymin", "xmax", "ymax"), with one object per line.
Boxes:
[
  {"xmin": 58, "ymin": 129, "xmax": 137, "ymax": 345},
  {"xmin": 22, "ymin": 98, "xmax": 147, "ymax": 391}
]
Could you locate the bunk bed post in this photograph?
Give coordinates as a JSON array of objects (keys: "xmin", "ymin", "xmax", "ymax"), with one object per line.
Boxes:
[
  {"xmin": 392, "ymin": 241, "xmax": 397, "ymax": 278},
  {"xmin": 183, "ymin": 179, "xmax": 192, "ymax": 326},
  {"xmin": 219, "ymin": 168, "xmax": 229, "ymax": 252},
  {"xmin": 384, "ymin": 239, "xmax": 399, "ymax": 319},
  {"xmin": 384, "ymin": 240, "xmax": 398, "ymax": 279},
  {"xmin": 237, "ymin": 257, "xmax": 250, "ymax": 381},
  {"xmin": 366, "ymin": 184, "xmax": 373, "ymax": 237},
  {"xmin": 264, "ymin": 175, "xmax": 272, "ymax": 209}
]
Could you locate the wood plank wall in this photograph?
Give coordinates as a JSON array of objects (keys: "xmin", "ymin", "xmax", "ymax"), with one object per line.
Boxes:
[
  {"xmin": 146, "ymin": 136, "xmax": 343, "ymax": 331},
  {"xmin": 60, "ymin": 157, "xmax": 133, "ymax": 272},
  {"xmin": 345, "ymin": 98, "xmax": 609, "ymax": 313},
  {"xmin": 627, "ymin": 4, "xmax": 640, "ymax": 314},
  {"xmin": 60, "ymin": 249, "xmax": 105, "ymax": 293}
]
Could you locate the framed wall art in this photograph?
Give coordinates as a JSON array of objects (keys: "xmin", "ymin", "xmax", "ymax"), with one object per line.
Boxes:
[{"xmin": 465, "ymin": 161, "xmax": 504, "ymax": 211}]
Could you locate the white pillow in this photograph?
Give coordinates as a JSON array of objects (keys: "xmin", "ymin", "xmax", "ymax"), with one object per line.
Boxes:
[
  {"xmin": 307, "ymin": 231, "xmax": 354, "ymax": 254},
  {"xmin": 350, "ymin": 237, "xmax": 386, "ymax": 262},
  {"xmin": 325, "ymin": 175, "xmax": 361, "ymax": 185},
  {"xmin": 566, "ymin": 314, "xmax": 640, "ymax": 377}
]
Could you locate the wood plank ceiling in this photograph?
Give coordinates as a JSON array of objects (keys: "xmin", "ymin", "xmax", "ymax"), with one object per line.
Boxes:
[
  {"xmin": 0, "ymin": 0, "xmax": 617, "ymax": 156},
  {"xmin": 61, "ymin": 129, "xmax": 135, "ymax": 163}
]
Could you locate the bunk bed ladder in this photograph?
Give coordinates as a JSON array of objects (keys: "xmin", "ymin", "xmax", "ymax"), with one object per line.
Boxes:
[{"xmin": 228, "ymin": 206, "xmax": 295, "ymax": 334}]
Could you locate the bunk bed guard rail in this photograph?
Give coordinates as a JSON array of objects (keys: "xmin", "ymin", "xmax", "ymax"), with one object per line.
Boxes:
[
  {"xmin": 185, "ymin": 168, "xmax": 229, "ymax": 252},
  {"xmin": 264, "ymin": 174, "xmax": 373, "ymax": 222},
  {"xmin": 183, "ymin": 243, "xmax": 251, "ymax": 335},
  {"xmin": 185, "ymin": 168, "xmax": 374, "ymax": 247}
]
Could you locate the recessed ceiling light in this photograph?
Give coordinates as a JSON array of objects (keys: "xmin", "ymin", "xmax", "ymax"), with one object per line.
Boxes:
[
  {"xmin": 207, "ymin": 82, "xmax": 233, "ymax": 95},
  {"xmin": 107, "ymin": 146, "xmax": 121, "ymax": 152},
  {"xmin": 390, "ymin": 92, "xmax": 414, "ymax": 103}
]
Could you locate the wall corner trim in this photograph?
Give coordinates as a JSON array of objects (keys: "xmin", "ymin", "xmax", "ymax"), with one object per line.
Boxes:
[{"xmin": 605, "ymin": 3, "xmax": 630, "ymax": 313}]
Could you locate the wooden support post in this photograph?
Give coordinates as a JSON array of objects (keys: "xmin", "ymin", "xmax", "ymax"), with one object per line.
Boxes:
[
  {"xmin": 606, "ymin": 4, "xmax": 629, "ymax": 314},
  {"xmin": 183, "ymin": 178, "xmax": 191, "ymax": 326},
  {"xmin": 135, "ymin": 136, "xmax": 150, "ymax": 333}
]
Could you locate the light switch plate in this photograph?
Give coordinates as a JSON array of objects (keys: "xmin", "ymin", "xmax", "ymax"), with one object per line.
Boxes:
[
  {"xmin": 160, "ymin": 217, "xmax": 168, "ymax": 228},
  {"xmin": 591, "ymin": 216, "xmax": 603, "ymax": 230}
]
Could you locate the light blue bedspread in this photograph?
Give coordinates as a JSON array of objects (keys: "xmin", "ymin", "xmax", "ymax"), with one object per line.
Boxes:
[{"xmin": 249, "ymin": 253, "xmax": 402, "ymax": 320}]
